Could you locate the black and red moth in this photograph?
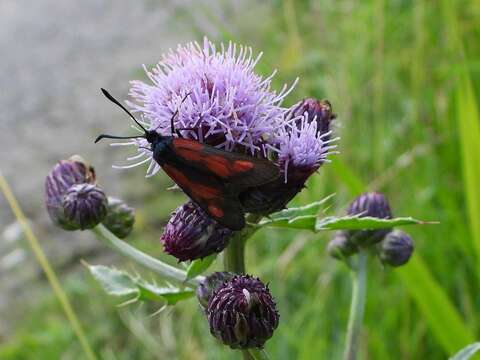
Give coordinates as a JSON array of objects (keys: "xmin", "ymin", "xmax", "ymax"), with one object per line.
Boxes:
[{"xmin": 95, "ymin": 89, "xmax": 279, "ymax": 230}]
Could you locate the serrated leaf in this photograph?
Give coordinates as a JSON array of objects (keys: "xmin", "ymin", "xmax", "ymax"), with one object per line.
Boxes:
[
  {"xmin": 185, "ymin": 254, "xmax": 217, "ymax": 281},
  {"xmin": 449, "ymin": 342, "xmax": 480, "ymax": 360},
  {"xmin": 265, "ymin": 194, "xmax": 335, "ymax": 222},
  {"xmin": 261, "ymin": 214, "xmax": 434, "ymax": 232},
  {"xmin": 88, "ymin": 265, "xmax": 195, "ymax": 305},
  {"xmin": 315, "ymin": 216, "xmax": 435, "ymax": 231}
]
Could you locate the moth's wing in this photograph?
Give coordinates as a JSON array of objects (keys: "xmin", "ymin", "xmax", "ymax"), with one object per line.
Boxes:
[
  {"xmin": 161, "ymin": 163, "xmax": 245, "ymax": 230},
  {"xmin": 171, "ymin": 138, "xmax": 279, "ymax": 188}
]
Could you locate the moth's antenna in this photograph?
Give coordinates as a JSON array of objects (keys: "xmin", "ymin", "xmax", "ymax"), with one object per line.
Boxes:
[
  {"xmin": 94, "ymin": 134, "xmax": 144, "ymax": 143},
  {"xmin": 170, "ymin": 92, "xmax": 192, "ymax": 135},
  {"xmin": 101, "ymin": 88, "xmax": 147, "ymax": 133}
]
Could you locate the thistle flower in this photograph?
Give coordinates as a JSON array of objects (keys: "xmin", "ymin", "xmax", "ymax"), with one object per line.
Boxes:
[
  {"xmin": 114, "ymin": 37, "xmax": 296, "ymax": 177},
  {"xmin": 240, "ymin": 98, "xmax": 337, "ymax": 214},
  {"xmin": 207, "ymin": 275, "xmax": 279, "ymax": 349},
  {"xmin": 45, "ymin": 156, "xmax": 98, "ymax": 230},
  {"xmin": 378, "ymin": 230, "xmax": 414, "ymax": 267},
  {"xmin": 161, "ymin": 202, "xmax": 233, "ymax": 262},
  {"xmin": 102, "ymin": 197, "xmax": 135, "ymax": 238},
  {"xmin": 196, "ymin": 271, "xmax": 235, "ymax": 309},
  {"xmin": 62, "ymin": 183, "xmax": 108, "ymax": 230},
  {"xmin": 106, "ymin": 38, "xmax": 336, "ymax": 218},
  {"xmin": 346, "ymin": 192, "xmax": 393, "ymax": 246}
]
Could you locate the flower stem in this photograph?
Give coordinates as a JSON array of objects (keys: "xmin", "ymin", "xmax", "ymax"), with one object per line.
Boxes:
[
  {"xmin": 92, "ymin": 224, "xmax": 204, "ymax": 287},
  {"xmin": 223, "ymin": 214, "xmax": 270, "ymax": 360},
  {"xmin": 223, "ymin": 214, "xmax": 262, "ymax": 273},
  {"xmin": 344, "ymin": 250, "xmax": 368, "ymax": 360},
  {"xmin": 0, "ymin": 171, "xmax": 97, "ymax": 360}
]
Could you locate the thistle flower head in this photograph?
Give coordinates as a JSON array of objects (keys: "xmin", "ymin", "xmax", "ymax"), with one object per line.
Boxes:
[
  {"xmin": 277, "ymin": 114, "xmax": 335, "ymax": 183},
  {"xmin": 239, "ymin": 99, "xmax": 337, "ymax": 214},
  {"xmin": 115, "ymin": 37, "xmax": 295, "ymax": 176},
  {"xmin": 207, "ymin": 275, "xmax": 279, "ymax": 349},
  {"xmin": 161, "ymin": 202, "xmax": 233, "ymax": 262}
]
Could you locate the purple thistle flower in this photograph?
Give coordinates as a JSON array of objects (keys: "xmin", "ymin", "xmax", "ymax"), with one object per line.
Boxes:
[
  {"xmin": 206, "ymin": 275, "xmax": 279, "ymax": 349},
  {"xmin": 240, "ymin": 98, "xmax": 337, "ymax": 214},
  {"xmin": 113, "ymin": 37, "xmax": 296, "ymax": 177},
  {"xmin": 161, "ymin": 201, "xmax": 233, "ymax": 262}
]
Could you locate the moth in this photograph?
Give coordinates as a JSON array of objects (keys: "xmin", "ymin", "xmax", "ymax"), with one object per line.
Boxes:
[{"xmin": 95, "ymin": 89, "xmax": 279, "ymax": 230}]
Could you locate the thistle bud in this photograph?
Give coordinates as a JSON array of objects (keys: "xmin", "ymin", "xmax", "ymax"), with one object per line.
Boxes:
[
  {"xmin": 102, "ymin": 197, "xmax": 135, "ymax": 238},
  {"xmin": 62, "ymin": 183, "xmax": 108, "ymax": 230},
  {"xmin": 207, "ymin": 275, "xmax": 279, "ymax": 349},
  {"xmin": 45, "ymin": 156, "xmax": 96, "ymax": 230},
  {"xmin": 346, "ymin": 192, "xmax": 393, "ymax": 246},
  {"xmin": 378, "ymin": 230, "xmax": 414, "ymax": 267},
  {"xmin": 161, "ymin": 202, "xmax": 233, "ymax": 262},
  {"xmin": 327, "ymin": 231, "xmax": 358, "ymax": 260},
  {"xmin": 196, "ymin": 271, "xmax": 235, "ymax": 309}
]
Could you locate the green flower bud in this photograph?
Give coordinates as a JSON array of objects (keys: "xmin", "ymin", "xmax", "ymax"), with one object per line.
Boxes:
[
  {"xmin": 102, "ymin": 197, "xmax": 135, "ymax": 238},
  {"xmin": 328, "ymin": 231, "xmax": 358, "ymax": 260}
]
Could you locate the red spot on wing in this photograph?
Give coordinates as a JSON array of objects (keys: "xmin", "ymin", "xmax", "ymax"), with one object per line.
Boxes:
[
  {"xmin": 162, "ymin": 164, "xmax": 220, "ymax": 200},
  {"xmin": 204, "ymin": 155, "xmax": 232, "ymax": 177},
  {"xmin": 172, "ymin": 138, "xmax": 204, "ymax": 151},
  {"xmin": 208, "ymin": 204, "xmax": 224, "ymax": 218},
  {"xmin": 233, "ymin": 160, "xmax": 255, "ymax": 172}
]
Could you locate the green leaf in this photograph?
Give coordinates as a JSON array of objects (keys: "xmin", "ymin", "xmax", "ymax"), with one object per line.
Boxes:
[
  {"xmin": 456, "ymin": 76, "xmax": 480, "ymax": 268},
  {"xmin": 87, "ymin": 264, "xmax": 195, "ymax": 305},
  {"xmin": 266, "ymin": 194, "xmax": 336, "ymax": 221},
  {"xmin": 315, "ymin": 216, "xmax": 435, "ymax": 231},
  {"xmin": 261, "ymin": 214, "xmax": 434, "ymax": 232},
  {"xmin": 185, "ymin": 254, "xmax": 217, "ymax": 281},
  {"xmin": 449, "ymin": 343, "xmax": 480, "ymax": 360}
]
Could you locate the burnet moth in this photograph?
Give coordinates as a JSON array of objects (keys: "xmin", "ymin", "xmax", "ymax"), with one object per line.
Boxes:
[{"xmin": 95, "ymin": 89, "xmax": 279, "ymax": 230}]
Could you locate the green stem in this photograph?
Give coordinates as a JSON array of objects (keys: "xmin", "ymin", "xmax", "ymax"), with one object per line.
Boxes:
[
  {"xmin": 0, "ymin": 172, "xmax": 97, "ymax": 360},
  {"xmin": 92, "ymin": 224, "xmax": 203, "ymax": 287},
  {"xmin": 344, "ymin": 251, "xmax": 368, "ymax": 360},
  {"xmin": 222, "ymin": 214, "xmax": 270, "ymax": 360},
  {"xmin": 223, "ymin": 214, "xmax": 262, "ymax": 273}
]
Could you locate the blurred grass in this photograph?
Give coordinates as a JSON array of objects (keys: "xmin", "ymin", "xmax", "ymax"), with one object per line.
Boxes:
[{"xmin": 2, "ymin": 0, "xmax": 480, "ymax": 359}]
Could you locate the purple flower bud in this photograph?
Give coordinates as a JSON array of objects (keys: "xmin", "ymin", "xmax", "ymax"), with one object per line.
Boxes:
[
  {"xmin": 327, "ymin": 231, "xmax": 358, "ymax": 260},
  {"xmin": 62, "ymin": 183, "xmax": 108, "ymax": 230},
  {"xmin": 161, "ymin": 202, "xmax": 233, "ymax": 262},
  {"xmin": 102, "ymin": 197, "xmax": 135, "ymax": 239},
  {"xmin": 378, "ymin": 230, "xmax": 414, "ymax": 267},
  {"xmin": 45, "ymin": 156, "xmax": 96, "ymax": 230},
  {"xmin": 196, "ymin": 271, "xmax": 235, "ymax": 309},
  {"xmin": 347, "ymin": 192, "xmax": 393, "ymax": 246},
  {"xmin": 207, "ymin": 275, "xmax": 279, "ymax": 349}
]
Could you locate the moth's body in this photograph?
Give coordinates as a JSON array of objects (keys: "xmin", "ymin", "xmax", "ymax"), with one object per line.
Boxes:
[{"xmin": 96, "ymin": 89, "xmax": 279, "ymax": 230}]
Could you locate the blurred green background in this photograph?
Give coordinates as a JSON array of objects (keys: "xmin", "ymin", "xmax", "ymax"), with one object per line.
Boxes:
[{"xmin": 1, "ymin": 0, "xmax": 480, "ymax": 359}]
